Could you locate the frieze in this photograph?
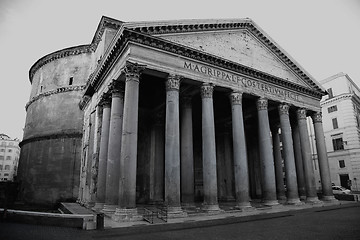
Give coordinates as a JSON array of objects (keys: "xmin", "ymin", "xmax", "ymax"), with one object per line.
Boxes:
[
  {"xmin": 183, "ymin": 61, "xmax": 300, "ymax": 102},
  {"xmin": 166, "ymin": 74, "xmax": 181, "ymax": 91},
  {"xmin": 312, "ymin": 112, "xmax": 322, "ymax": 123},
  {"xmin": 200, "ymin": 83, "xmax": 214, "ymax": 98},
  {"xmin": 256, "ymin": 98, "xmax": 268, "ymax": 111},
  {"xmin": 229, "ymin": 91, "xmax": 243, "ymax": 105},
  {"xmin": 297, "ymin": 108, "xmax": 307, "ymax": 120},
  {"xmin": 25, "ymin": 85, "xmax": 86, "ymax": 110},
  {"xmin": 278, "ymin": 104, "xmax": 290, "ymax": 115}
]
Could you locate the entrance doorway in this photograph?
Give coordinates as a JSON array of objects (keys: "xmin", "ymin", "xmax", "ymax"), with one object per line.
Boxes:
[{"xmin": 339, "ymin": 174, "xmax": 350, "ymax": 189}]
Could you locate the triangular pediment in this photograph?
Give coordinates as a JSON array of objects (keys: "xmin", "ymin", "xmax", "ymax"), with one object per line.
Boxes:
[{"xmin": 159, "ymin": 30, "xmax": 309, "ymax": 88}]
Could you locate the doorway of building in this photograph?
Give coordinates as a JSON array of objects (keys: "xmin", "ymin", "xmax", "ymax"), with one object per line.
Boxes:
[{"xmin": 339, "ymin": 174, "xmax": 350, "ymax": 189}]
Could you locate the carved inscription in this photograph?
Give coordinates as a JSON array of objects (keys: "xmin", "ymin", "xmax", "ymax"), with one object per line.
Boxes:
[{"xmin": 184, "ymin": 61, "xmax": 299, "ymax": 101}]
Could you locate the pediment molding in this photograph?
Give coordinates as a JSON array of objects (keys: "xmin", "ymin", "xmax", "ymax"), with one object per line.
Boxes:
[
  {"xmin": 128, "ymin": 20, "xmax": 321, "ymax": 92},
  {"xmin": 84, "ymin": 27, "xmax": 325, "ymax": 103}
]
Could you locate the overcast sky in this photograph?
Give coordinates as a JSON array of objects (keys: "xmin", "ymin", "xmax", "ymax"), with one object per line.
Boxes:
[{"xmin": 0, "ymin": 0, "xmax": 359, "ymax": 140}]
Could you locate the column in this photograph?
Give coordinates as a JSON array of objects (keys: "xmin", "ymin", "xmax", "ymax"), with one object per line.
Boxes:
[
  {"xmin": 291, "ymin": 120, "xmax": 306, "ymax": 200},
  {"xmin": 94, "ymin": 94, "xmax": 111, "ymax": 210},
  {"xmin": 278, "ymin": 104, "xmax": 301, "ymax": 204},
  {"xmin": 114, "ymin": 62, "xmax": 145, "ymax": 221},
  {"xmin": 164, "ymin": 74, "xmax": 186, "ymax": 218},
  {"xmin": 201, "ymin": 83, "xmax": 220, "ymax": 212},
  {"xmin": 149, "ymin": 111, "xmax": 164, "ymax": 203},
  {"xmin": 181, "ymin": 96, "xmax": 195, "ymax": 206},
  {"xmin": 297, "ymin": 109, "xmax": 321, "ymax": 203},
  {"xmin": 230, "ymin": 91, "xmax": 252, "ymax": 209},
  {"xmin": 103, "ymin": 81, "xmax": 124, "ymax": 214},
  {"xmin": 271, "ymin": 126, "xmax": 287, "ymax": 201},
  {"xmin": 312, "ymin": 112, "xmax": 336, "ymax": 201},
  {"xmin": 257, "ymin": 98, "xmax": 278, "ymax": 206},
  {"xmin": 223, "ymin": 124, "xmax": 235, "ymax": 201}
]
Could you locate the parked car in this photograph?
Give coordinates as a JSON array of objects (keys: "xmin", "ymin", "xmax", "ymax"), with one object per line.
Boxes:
[{"xmin": 332, "ymin": 186, "xmax": 351, "ymax": 195}]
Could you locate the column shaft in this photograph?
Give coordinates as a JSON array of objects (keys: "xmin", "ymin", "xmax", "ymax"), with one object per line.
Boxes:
[
  {"xmin": 180, "ymin": 96, "xmax": 195, "ymax": 205},
  {"xmin": 230, "ymin": 92, "xmax": 251, "ymax": 208},
  {"xmin": 95, "ymin": 97, "xmax": 111, "ymax": 209},
  {"xmin": 165, "ymin": 75, "xmax": 181, "ymax": 209},
  {"xmin": 201, "ymin": 83, "xmax": 220, "ymax": 211},
  {"xmin": 104, "ymin": 83, "xmax": 124, "ymax": 213},
  {"xmin": 297, "ymin": 109, "xmax": 320, "ymax": 203},
  {"xmin": 257, "ymin": 98, "xmax": 278, "ymax": 206},
  {"xmin": 312, "ymin": 112, "xmax": 336, "ymax": 201},
  {"xmin": 271, "ymin": 126, "xmax": 286, "ymax": 201},
  {"xmin": 119, "ymin": 69, "xmax": 141, "ymax": 209},
  {"xmin": 291, "ymin": 121, "xmax": 306, "ymax": 200},
  {"xmin": 278, "ymin": 104, "xmax": 300, "ymax": 204}
]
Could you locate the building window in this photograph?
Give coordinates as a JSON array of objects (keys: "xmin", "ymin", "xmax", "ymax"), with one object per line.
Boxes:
[
  {"xmin": 0, "ymin": 156, "xmax": 4, "ymax": 160},
  {"xmin": 6, "ymin": 156, "xmax": 11, "ymax": 160},
  {"xmin": 327, "ymin": 88, "xmax": 334, "ymax": 98},
  {"xmin": 4, "ymin": 173, "xmax": 9, "ymax": 176},
  {"xmin": 8, "ymin": 149, "xmax": 12, "ymax": 152},
  {"xmin": 4, "ymin": 165, "xmax": 10, "ymax": 170},
  {"xmin": 328, "ymin": 105, "xmax": 338, "ymax": 113},
  {"xmin": 332, "ymin": 137, "xmax": 344, "ymax": 151},
  {"xmin": 0, "ymin": 149, "xmax": 4, "ymax": 152},
  {"xmin": 40, "ymin": 85, "xmax": 43, "ymax": 93},
  {"xmin": 332, "ymin": 118, "xmax": 338, "ymax": 129},
  {"xmin": 339, "ymin": 160, "xmax": 345, "ymax": 168},
  {"xmin": 0, "ymin": 165, "xmax": 2, "ymax": 170},
  {"xmin": 69, "ymin": 77, "xmax": 73, "ymax": 85}
]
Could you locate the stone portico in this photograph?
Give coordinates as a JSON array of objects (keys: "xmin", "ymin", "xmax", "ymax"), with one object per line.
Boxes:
[{"xmin": 78, "ymin": 18, "xmax": 336, "ymax": 221}]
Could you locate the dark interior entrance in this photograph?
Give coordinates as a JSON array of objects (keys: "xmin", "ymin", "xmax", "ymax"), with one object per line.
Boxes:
[{"xmin": 340, "ymin": 174, "xmax": 350, "ymax": 188}]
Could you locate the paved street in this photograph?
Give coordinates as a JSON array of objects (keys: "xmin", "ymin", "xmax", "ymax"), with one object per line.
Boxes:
[{"xmin": 1, "ymin": 203, "xmax": 360, "ymax": 240}]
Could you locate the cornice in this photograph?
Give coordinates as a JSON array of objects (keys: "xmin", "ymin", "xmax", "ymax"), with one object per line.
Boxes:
[
  {"xmin": 83, "ymin": 27, "xmax": 325, "ymax": 102},
  {"xmin": 19, "ymin": 131, "xmax": 82, "ymax": 148},
  {"xmin": 25, "ymin": 85, "xmax": 85, "ymax": 110},
  {"xmin": 320, "ymin": 93, "xmax": 353, "ymax": 106},
  {"xmin": 29, "ymin": 16, "xmax": 123, "ymax": 84},
  {"xmin": 127, "ymin": 20, "xmax": 323, "ymax": 93},
  {"xmin": 29, "ymin": 45, "xmax": 92, "ymax": 83}
]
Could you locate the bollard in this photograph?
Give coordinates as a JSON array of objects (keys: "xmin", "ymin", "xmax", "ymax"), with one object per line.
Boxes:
[{"xmin": 96, "ymin": 213, "xmax": 104, "ymax": 230}]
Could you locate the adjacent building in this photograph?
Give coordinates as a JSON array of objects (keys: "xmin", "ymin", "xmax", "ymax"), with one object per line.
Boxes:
[
  {"xmin": 0, "ymin": 134, "xmax": 20, "ymax": 181},
  {"xmin": 19, "ymin": 16, "xmax": 336, "ymax": 217},
  {"xmin": 309, "ymin": 73, "xmax": 360, "ymax": 192}
]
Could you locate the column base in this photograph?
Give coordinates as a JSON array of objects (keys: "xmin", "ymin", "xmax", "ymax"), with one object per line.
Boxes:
[
  {"xmin": 299, "ymin": 195, "xmax": 307, "ymax": 201},
  {"xmin": 221, "ymin": 196, "xmax": 235, "ymax": 202},
  {"xmin": 202, "ymin": 204, "xmax": 223, "ymax": 214},
  {"xmin": 102, "ymin": 204, "xmax": 117, "ymax": 216},
  {"xmin": 166, "ymin": 206, "xmax": 188, "ymax": 218},
  {"xmin": 321, "ymin": 195, "xmax": 339, "ymax": 203},
  {"xmin": 263, "ymin": 199, "xmax": 279, "ymax": 207},
  {"xmin": 305, "ymin": 197, "xmax": 323, "ymax": 205},
  {"xmin": 113, "ymin": 208, "xmax": 142, "ymax": 222},
  {"xmin": 92, "ymin": 202, "xmax": 104, "ymax": 211},
  {"xmin": 286, "ymin": 198, "xmax": 304, "ymax": 205},
  {"xmin": 235, "ymin": 202, "xmax": 256, "ymax": 211}
]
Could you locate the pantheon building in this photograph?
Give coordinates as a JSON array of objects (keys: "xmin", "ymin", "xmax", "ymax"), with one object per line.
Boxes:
[{"xmin": 18, "ymin": 16, "xmax": 335, "ymax": 220}]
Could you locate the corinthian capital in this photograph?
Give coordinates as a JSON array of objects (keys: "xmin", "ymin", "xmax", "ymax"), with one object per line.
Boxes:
[
  {"xmin": 166, "ymin": 74, "xmax": 181, "ymax": 91},
  {"xmin": 124, "ymin": 61, "xmax": 146, "ymax": 82},
  {"xmin": 296, "ymin": 108, "xmax": 307, "ymax": 120},
  {"xmin": 256, "ymin": 98, "xmax": 268, "ymax": 111},
  {"xmin": 108, "ymin": 80, "xmax": 124, "ymax": 98},
  {"xmin": 99, "ymin": 92, "xmax": 111, "ymax": 107},
  {"xmin": 312, "ymin": 112, "xmax": 322, "ymax": 123},
  {"xmin": 278, "ymin": 103, "xmax": 289, "ymax": 115},
  {"xmin": 229, "ymin": 91, "xmax": 243, "ymax": 105},
  {"xmin": 200, "ymin": 83, "xmax": 214, "ymax": 98}
]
